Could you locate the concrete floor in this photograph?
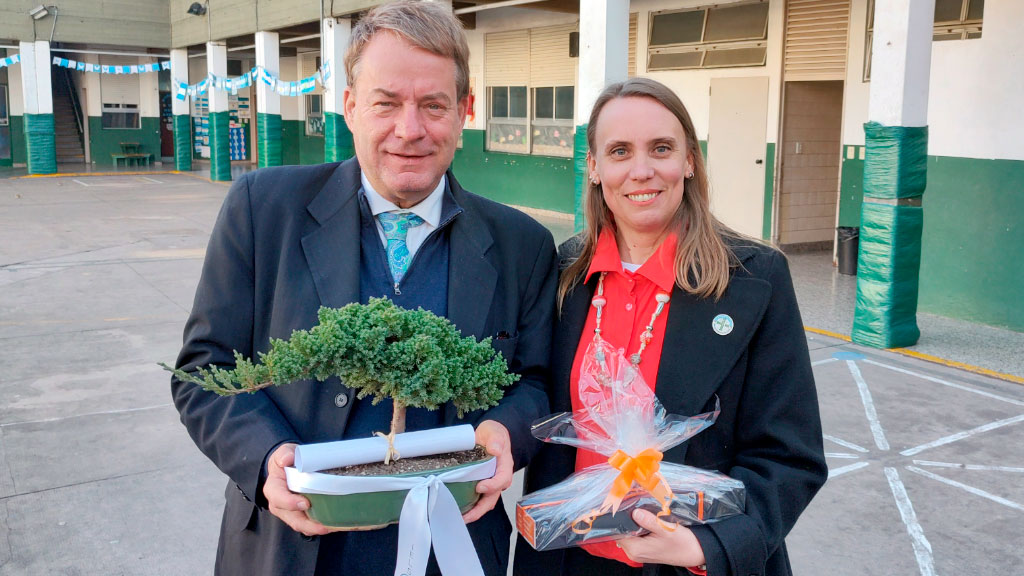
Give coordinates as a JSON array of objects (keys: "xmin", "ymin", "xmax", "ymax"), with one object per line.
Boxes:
[{"xmin": 1, "ymin": 171, "xmax": 1022, "ymax": 575}]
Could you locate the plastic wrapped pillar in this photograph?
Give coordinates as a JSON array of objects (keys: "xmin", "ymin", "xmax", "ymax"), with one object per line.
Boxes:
[
  {"xmin": 208, "ymin": 111, "xmax": 231, "ymax": 182},
  {"xmin": 324, "ymin": 111, "xmax": 354, "ymax": 163},
  {"xmin": 851, "ymin": 122, "xmax": 927, "ymax": 348},
  {"xmin": 257, "ymin": 112, "xmax": 282, "ymax": 168},
  {"xmin": 573, "ymin": 124, "xmax": 588, "ymax": 234},
  {"xmin": 25, "ymin": 113, "xmax": 56, "ymax": 175},
  {"xmin": 173, "ymin": 114, "xmax": 192, "ymax": 172}
]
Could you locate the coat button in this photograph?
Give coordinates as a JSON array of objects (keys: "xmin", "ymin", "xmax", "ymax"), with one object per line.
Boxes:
[{"xmin": 334, "ymin": 392, "xmax": 349, "ymax": 408}]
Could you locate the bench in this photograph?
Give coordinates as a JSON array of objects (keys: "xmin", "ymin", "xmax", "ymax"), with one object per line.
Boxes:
[{"xmin": 111, "ymin": 153, "xmax": 152, "ymax": 167}]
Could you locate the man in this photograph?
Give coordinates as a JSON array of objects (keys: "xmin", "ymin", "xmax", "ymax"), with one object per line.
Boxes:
[{"xmin": 170, "ymin": 2, "xmax": 556, "ymax": 574}]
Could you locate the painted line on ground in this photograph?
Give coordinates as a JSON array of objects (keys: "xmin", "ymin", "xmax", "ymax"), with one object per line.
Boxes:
[
  {"xmin": 812, "ymin": 357, "xmax": 839, "ymax": 367},
  {"xmin": 803, "ymin": 326, "xmax": 1022, "ymax": 385},
  {"xmin": 137, "ymin": 176, "xmax": 164, "ymax": 184},
  {"xmin": 912, "ymin": 460, "xmax": 1024, "ymax": 473},
  {"xmin": 823, "ymin": 434, "xmax": 870, "ymax": 453},
  {"xmin": 901, "ymin": 413, "xmax": 1024, "ymax": 457},
  {"xmin": 825, "ymin": 452, "xmax": 860, "ymax": 459},
  {"xmin": 71, "ymin": 179, "xmax": 91, "ymax": 187},
  {"xmin": 864, "ymin": 359, "xmax": 1024, "ymax": 407},
  {"xmin": 0, "ymin": 403, "xmax": 173, "ymax": 427},
  {"xmin": 885, "ymin": 467, "xmax": 936, "ymax": 576},
  {"xmin": 828, "ymin": 461, "xmax": 869, "ymax": 479},
  {"xmin": 848, "ymin": 359, "xmax": 890, "ymax": 451},
  {"xmin": 17, "ymin": 170, "xmax": 182, "ymax": 179},
  {"xmin": 906, "ymin": 466, "xmax": 1024, "ymax": 512}
]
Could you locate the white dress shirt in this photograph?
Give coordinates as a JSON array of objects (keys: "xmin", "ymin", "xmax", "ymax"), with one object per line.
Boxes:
[{"xmin": 361, "ymin": 173, "xmax": 445, "ymax": 261}]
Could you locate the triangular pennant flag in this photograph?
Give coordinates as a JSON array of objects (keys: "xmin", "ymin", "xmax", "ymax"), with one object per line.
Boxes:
[
  {"xmin": 161, "ymin": 60, "xmax": 171, "ymax": 70},
  {"xmin": 76, "ymin": 61, "xmax": 86, "ymax": 71}
]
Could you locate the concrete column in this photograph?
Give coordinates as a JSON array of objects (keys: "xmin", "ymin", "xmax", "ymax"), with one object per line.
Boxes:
[
  {"xmin": 323, "ymin": 17, "xmax": 353, "ymax": 163},
  {"xmin": 255, "ymin": 31, "xmax": 282, "ymax": 167},
  {"xmin": 206, "ymin": 41, "xmax": 231, "ymax": 181},
  {"xmin": 170, "ymin": 48, "xmax": 192, "ymax": 171},
  {"xmin": 574, "ymin": 0, "xmax": 629, "ymax": 231},
  {"xmin": 19, "ymin": 40, "xmax": 56, "ymax": 174},
  {"xmin": 851, "ymin": 0, "xmax": 934, "ymax": 349}
]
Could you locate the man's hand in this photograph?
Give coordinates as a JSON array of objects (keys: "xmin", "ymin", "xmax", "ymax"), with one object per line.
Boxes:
[
  {"xmin": 263, "ymin": 443, "xmax": 330, "ymax": 537},
  {"xmin": 462, "ymin": 420, "xmax": 513, "ymax": 523},
  {"xmin": 617, "ymin": 509, "xmax": 706, "ymax": 568}
]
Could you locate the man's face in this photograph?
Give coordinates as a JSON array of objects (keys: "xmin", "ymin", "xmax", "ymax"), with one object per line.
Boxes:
[{"xmin": 344, "ymin": 33, "xmax": 468, "ymax": 208}]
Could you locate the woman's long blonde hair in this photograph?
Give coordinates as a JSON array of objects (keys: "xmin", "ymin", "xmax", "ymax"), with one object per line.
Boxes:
[{"xmin": 557, "ymin": 77, "xmax": 746, "ymax": 309}]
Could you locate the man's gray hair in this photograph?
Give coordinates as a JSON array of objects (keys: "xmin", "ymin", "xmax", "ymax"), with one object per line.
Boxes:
[{"xmin": 345, "ymin": 1, "xmax": 470, "ymax": 101}]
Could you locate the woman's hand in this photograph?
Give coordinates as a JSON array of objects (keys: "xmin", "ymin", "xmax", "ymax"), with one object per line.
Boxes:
[{"xmin": 617, "ymin": 509, "xmax": 706, "ymax": 568}]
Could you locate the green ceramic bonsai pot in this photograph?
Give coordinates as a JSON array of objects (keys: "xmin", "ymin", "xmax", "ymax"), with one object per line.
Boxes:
[{"xmin": 303, "ymin": 456, "xmax": 494, "ymax": 531}]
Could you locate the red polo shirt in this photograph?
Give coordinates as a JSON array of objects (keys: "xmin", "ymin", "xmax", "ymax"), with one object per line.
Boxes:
[{"xmin": 569, "ymin": 228, "xmax": 677, "ymax": 566}]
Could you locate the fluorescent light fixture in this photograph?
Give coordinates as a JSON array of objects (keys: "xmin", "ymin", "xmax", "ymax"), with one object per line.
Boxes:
[{"xmin": 29, "ymin": 5, "xmax": 49, "ymax": 20}]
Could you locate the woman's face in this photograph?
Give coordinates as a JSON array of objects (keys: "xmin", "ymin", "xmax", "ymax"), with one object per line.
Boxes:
[{"xmin": 588, "ymin": 96, "xmax": 694, "ymax": 241}]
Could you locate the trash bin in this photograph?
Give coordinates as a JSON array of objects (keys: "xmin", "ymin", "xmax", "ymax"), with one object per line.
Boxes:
[{"xmin": 837, "ymin": 226, "xmax": 859, "ymax": 275}]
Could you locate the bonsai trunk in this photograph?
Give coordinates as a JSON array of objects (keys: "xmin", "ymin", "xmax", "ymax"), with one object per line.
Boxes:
[{"xmin": 378, "ymin": 402, "xmax": 406, "ymax": 465}]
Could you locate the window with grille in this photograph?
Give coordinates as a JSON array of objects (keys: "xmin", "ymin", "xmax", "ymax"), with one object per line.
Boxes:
[
  {"xmin": 531, "ymin": 86, "xmax": 574, "ymax": 157},
  {"xmin": 305, "ymin": 94, "xmax": 323, "ymax": 137},
  {"xmin": 647, "ymin": 1, "xmax": 770, "ymax": 71},
  {"xmin": 864, "ymin": 0, "xmax": 984, "ymax": 81},
  {"xmin": 487, "ymin": 86, "xmax": 528, "ymax": 154}
]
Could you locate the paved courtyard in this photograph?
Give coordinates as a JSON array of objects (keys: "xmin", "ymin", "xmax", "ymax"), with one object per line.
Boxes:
[{"xmin": 0, "ymin": 172, "xmax": 1021, "ymax": 575}]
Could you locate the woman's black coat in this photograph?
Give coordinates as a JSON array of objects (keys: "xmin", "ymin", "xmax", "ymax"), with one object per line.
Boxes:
[{"xmin": 514, "ymin": 238, "xmax": 828, "ymax": 576}]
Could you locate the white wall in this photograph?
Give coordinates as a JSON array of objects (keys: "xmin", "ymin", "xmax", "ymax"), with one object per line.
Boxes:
[
  {"xmin": 8, "ymin": 61, "xmax": 24, "ymax": 116},
  {"xmin": 632, "ymin": 0, "xmax": 785, "ymax": 143},
  {"xmin": 842, "ymin": 0, "xmax": 1024, "ymax": 161},
  {"xmin": 139, "ymin": 58, "xmax": 161, "ymax": 119},
  {"xmin": 280, "ymin": 56, "xmax": 300, "ymax": 121}
]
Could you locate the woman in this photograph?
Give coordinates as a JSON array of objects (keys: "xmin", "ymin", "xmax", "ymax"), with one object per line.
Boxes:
[{"xmin": 514, "ymin": 78, "xmax": 827, "ymax": 576}]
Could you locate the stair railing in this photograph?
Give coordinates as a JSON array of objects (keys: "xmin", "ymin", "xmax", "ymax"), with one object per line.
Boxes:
[{"xmin": 59, "ymin": 67, "xmax": 84, "ymax": 141}]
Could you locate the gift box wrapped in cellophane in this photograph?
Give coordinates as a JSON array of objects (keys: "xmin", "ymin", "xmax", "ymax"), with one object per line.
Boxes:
[{"xmin": 516, "ymin": 339, "xmax": 745, "ymax": 551}]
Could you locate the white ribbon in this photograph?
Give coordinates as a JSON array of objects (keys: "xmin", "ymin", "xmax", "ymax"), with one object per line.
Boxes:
[{"xmin": 286, "ymin": 457, "xmax": 495, "ymax": 576}]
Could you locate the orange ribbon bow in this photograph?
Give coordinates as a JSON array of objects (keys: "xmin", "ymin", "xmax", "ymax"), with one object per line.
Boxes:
[{"xmin": 571, "ymin": 448, "xmax": 677, "ymax": 535}]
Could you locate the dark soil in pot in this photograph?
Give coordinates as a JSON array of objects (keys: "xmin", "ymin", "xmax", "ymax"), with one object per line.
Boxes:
[{"xmin": 323, "ymin": 445, "xmax": 490, "ymax": 477}]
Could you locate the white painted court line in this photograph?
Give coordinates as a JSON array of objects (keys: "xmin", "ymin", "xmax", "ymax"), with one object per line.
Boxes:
[
  {"xmin": 137, "ymin": 176, "xmax": 163, "ymax": 184},
  {"xmin": 907, "ymin": 466, "xmax": 1024, "ymax": 513},
  {"xmin": 825, "ymin": 452, "xmax": 861, "ymax": 459},
  {"xmin": 912, "ymin": 460, "xmax": 1024, "ymax": 473},
  {"xmin": 823, "ymin": 434, "xmax": 870, "ymax": 453},
  {"xmin": 885, "ymin": 467, "xmax": 936, "ymax": 576},
  {"xmin": 864, "ymin": 359, "xmax": 1024, "ymax": 407},
  {"xmin": 901, "ymin": 413, "xmax": 1024, "ymax": 457},
  {"xmin": 848, "ymin": 359, "xmax": 890, "ymax": 451},
  {"xmin": 812, "ymin": 357, "xmax": 839, "ymax": 366},
  {"xmin": 0, "ymin": 403, "xmax": 173, "ymax": 427},
  {"xmin": 828, "ymin": 461, "xmax": 870, "ymax": 479},
  {"xmin": 72, "ymin": 179, "xmax": 91, "ymax": 187}
]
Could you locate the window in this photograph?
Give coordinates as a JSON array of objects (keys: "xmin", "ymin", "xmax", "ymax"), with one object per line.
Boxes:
[
  {"xmin": 305, "ymin": 94, "xmax": 323, "ymax": 137},
  {"xmin": 864, "ymin": 0, "xmax": 983, "ymax": 80},
  {"xmin": 487, "ymin": 86, "xmax": 528, "ymax": 154},
  {"xmin": 102, "ymin": 103, "xmax": 140, "ymax": 129},
  {"xmin": 0, "ymin": 85, "xmax": 8, "ymax": 127},
  {"xmin": 531, "ymin": 86, "xmax": 573, "ymax": 157},
  {"xmin": 647, "ymin": 1, "xmax": 769, "ymax": 71}
]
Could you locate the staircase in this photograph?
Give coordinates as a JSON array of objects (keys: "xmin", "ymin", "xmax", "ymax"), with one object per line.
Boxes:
[{"xmin": 52, "ymin": 68, "xmax": 85, "ymax": 164}]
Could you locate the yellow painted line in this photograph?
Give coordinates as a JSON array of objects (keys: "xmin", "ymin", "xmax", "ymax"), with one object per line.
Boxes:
[
  {"xmin": 887, "ymin": 348, "xmax": 1024, "ymax": 385},
  {"xmin": 18, "ymin": 170, "xmax": 182, "ymax": 179},
  {"xmin": 804, "ymin": 326, "xmax": 851, "ymax": 341},
  {"xmin": 803, "ymin": 325, "xmax": 1022, "ymax": 385}
]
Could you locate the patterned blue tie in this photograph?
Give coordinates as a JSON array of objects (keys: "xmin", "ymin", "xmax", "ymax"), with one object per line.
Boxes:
[{"xmin": 377, "ymin": 211, "xmax": 425, "ymax": 284}]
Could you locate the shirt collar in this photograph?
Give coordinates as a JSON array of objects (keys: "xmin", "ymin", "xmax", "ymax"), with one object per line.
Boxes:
[
  {"xmin": 360, "ymin": 172, "xmax": 445, "ymax": 228},
  {"xmin": 586, "ymin": 228, "xmax": 678, "ymax": 293}
]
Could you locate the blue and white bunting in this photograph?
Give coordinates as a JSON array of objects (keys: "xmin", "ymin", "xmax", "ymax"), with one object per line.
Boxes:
[
  {"xmin": 0, "ymin": 54, "xmax": 20, "ymax": 68},
  {"xmin": 170, "ymin": 62, "xmax": 331, "ymax": 102}
]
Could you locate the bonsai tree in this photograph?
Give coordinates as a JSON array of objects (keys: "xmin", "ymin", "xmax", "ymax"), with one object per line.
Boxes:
[{"xmin": 164, "ymin": 297, "xmax": 518, "ymax": 464}]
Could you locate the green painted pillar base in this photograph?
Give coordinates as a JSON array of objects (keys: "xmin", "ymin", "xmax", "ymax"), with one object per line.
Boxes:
[
  {"xmin": 572, "ymin": 124, "xmax": 588, "ymax": 234},
  {"xmin": 257, "ymin": 112, "xmax": 283, "ymax": 168},
  {"xmin": 851, "ymin": 122, "xmax": 928, "ymax": 349},
  {"xmin": 325, "ymin": 112, "xmax": 354, "ymax": 163},
  {"xmin": 25, "ymin": 113, "xmax": 56, "ymax": 175},
  {"xmin": 173, "ymin": 114, "xmax": 192, "ymax": 172},
  {"xmin": 209, "ymin": 111, "xmax": 231, "ymax": 181}
]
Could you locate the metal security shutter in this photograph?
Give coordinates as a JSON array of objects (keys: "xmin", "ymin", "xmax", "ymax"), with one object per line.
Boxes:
[
  {"xmin": 300, "ymin": 52, "xmax": 323, "ymax": 95},
  {"xmin": 529, "ymin": 23, "xmax": 577, "ymax": 87},
  {"xmin": 784, "ymin": 0, "xmax": 850, "ymax": 81},
  {"xmin": 99, "ymin": 55, "xmax": 141, "ymax": 106},
  {"xmin": 628, "ymin": 12, "xmax": 638, "ymax": 77},
  {"xmin": 485, "ymin": 30, "xmax": 529, "ymax": 87}
]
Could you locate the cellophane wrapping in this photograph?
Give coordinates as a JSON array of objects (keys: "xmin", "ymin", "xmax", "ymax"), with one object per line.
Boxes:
[{"xmin": 516, "ymin": 340, "xmax": 745, "ymax": 551}]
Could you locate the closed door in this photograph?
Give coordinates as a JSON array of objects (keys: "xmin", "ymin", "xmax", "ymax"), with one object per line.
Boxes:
[{"xmin": 707, "ymin": 77, "xmax": 770, "ymax": 238}]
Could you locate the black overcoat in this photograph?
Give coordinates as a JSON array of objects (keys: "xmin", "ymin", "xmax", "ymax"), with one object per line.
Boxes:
[
  {"xmin": 171, "ymin": 158, "xmax": 557, "ymax": 576},
  {"xmin": 514, "ymin": 237, "xmax": 827, "ymax": 576}
]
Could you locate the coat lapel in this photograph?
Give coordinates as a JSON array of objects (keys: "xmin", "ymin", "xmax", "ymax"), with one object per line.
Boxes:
[
  {"xmin": 301, "ymin": 159, "xmax": 362, "ymax": 309},
  {"xmin": 654, "ymin": 274, "xmax": 772, "ymax": 418},
  {"xmin": 445, "ymin": 175, "xmax": 496, "ymax": 340},
  {"xmin": 553, "ymin": 276, "xmax": 596, "ymax": 411}
]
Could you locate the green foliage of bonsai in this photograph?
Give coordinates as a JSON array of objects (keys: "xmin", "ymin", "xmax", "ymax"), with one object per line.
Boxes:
[{"xmin": 164, "ymin": 297, "xmax": 519, "ymax": 463}]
